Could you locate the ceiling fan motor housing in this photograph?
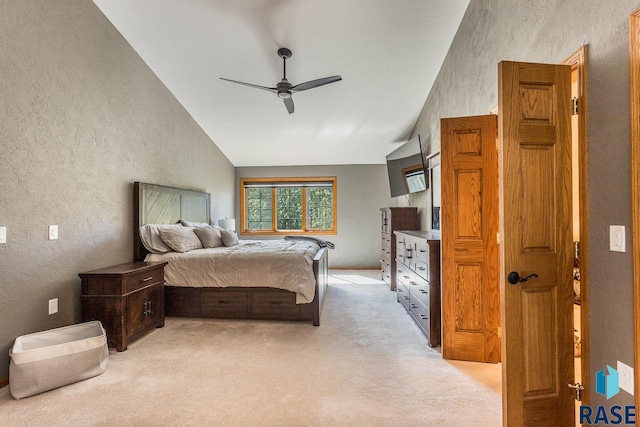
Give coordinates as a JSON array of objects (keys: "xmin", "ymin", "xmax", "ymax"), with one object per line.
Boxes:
[{"xmin": 277, "ymin": 79, "xmax": 292, "ymax": 98}]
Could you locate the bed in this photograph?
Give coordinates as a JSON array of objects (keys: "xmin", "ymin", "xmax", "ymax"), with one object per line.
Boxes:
[{"xmin": 133, "ymin": 182, "xmax": 329, "ymax": 326}]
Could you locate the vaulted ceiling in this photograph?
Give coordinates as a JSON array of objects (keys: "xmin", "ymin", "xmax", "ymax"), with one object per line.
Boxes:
[{"xmin": 93, "ymin": 0, "xmax": 469, "ymax": 166}]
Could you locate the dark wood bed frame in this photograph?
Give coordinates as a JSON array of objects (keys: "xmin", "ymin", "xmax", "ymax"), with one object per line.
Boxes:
[{"xmin": 133, "ymin": 182, "xmax": 328, "ymax": 326}]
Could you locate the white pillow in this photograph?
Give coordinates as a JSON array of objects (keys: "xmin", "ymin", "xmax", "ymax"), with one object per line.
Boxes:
[
  {"xmin": 139, "ymin": 224, "xmax": 183, "ymax": 253},
  {"xmin": 179, "ymin": 219, "xmax": 210, "ymax": 228},
  {"xmin": 220, "ymin": 230, "xmax": 239, "ymax": 247},
  {"xmin": 193, "ymin": 226, "xmax": 224, "ymax": 248},
  {"xmin": 158, "ymin": 226, "xmax": 203, "ymax": 253}
]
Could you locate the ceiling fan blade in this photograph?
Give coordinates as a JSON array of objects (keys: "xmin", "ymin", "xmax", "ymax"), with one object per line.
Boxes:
[
  {"xmin": 283, "ymin": 97, "xmax": 294, "ymax": 114},
  {"xmin": 219, "ymin": 77, "xmax": 277, "ymax": 93},
  {"xmin": 291, "ymin": 75, "xmax": 342, "ymax": 93}
]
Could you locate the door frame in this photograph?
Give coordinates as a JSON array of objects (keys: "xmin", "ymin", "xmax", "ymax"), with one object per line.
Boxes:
[
  {"xmin": 629, "ymin": 7, "xmax": 640, "ymax": 415},
  {"xmin": 561, "ymin": 45, "xmax": 591, "ymax": 409}
]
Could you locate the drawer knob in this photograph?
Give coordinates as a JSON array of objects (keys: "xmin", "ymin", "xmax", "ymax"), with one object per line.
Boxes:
[
  {"xmin": 418, "ymin": 267, "xmax": 426, "ymax": 271},
  {"xmin": 410, "ymin": 304, "xmax": 417, "ymax": 308},
  {"xmin": 141, "ymin": 276, "xmax": 153, "ymax": 282},
  {"xmin": 218, "ymin": 300, "xmax": 231, "ymax": 304},
  {"xmin": 410, "ymin": 281, "xmax": 417, "ymax": 286},
  {"xmin": 269, "ymin": 301, "xmax": 282, "ymax": 306},
  {"xmin": 419, "ymin": 314, "xmax": 428, "ymax": 320}
]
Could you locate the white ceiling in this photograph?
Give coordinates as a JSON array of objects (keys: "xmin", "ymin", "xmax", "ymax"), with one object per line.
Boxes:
[{"xmin": 92, "ymin": 0, "xmax": 469, "ymax": 167}]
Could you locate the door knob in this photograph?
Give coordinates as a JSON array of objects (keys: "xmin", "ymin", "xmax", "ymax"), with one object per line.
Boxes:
[{"xmin": 507, "ymin": 271, "xmax": 539, "ymax": 285}]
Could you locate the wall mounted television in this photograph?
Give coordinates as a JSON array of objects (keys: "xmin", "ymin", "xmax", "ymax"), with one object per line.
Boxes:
[{"xmin": 385, "ymin": 135, "xmax": 428, "ymax": 197}]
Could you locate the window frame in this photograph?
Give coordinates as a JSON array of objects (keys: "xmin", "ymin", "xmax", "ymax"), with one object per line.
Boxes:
[{"xmin": 240, "ymin": 177, "xmax": 337, "ymax": 235}]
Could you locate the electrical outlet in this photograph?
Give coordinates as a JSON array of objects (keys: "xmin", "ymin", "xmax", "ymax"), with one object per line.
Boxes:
[
  {"xmin": 48, "ymin": 225, "xmax": 58, "ymax": 240},
  {"xmin": 48, "ymin": 298, "xmax": 58, "ymax": 315},
  {"xmin": 617, "ymin": 360, "xmax": 634, "ymax": 395},
  {"xmin": 0, "ymin": 226, "xmax": 6, "ymax": 244}
]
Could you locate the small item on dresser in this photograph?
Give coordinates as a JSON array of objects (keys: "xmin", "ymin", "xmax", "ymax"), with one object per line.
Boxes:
[{"xmin": 9, "ymin": 321, "xmax": 108, "ymax": 400}]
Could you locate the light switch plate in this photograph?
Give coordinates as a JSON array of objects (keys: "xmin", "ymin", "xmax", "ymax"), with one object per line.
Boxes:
[
  {"xmin": 610, "ymin": 225, "xmax": 625, "ymax": 252},
  {"xmin": 0, "ymin": 227, "xmax": 6, "ymax": 244},
  {"xmin": 48, "ymin": 225, "xmax": 58, "ymax": 240},
  {"xmin": 48, "ymin": 298, "xmax": 58, "ymax": 315},
  {"xmin": 617, "ymin": 360, "xmax": 634, "ymax": 395}
]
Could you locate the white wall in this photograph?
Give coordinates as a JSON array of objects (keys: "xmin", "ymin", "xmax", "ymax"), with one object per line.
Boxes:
[{"xmin": 0, "ymin": 0, "xmax": 235, "ymax": 379}]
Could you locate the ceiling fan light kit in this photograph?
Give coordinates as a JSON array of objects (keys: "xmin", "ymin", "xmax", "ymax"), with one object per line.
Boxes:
[{"xmin": 220, "ymin": 47, "xmax": 342, "ymax": 114}]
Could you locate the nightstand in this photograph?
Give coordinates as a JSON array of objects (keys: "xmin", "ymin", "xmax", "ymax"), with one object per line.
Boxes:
[{"xmin": 79, "ymin": 261, "xmax": 167, "ymax": 351}]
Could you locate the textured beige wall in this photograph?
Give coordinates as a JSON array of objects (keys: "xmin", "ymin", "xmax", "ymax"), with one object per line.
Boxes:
[
  {"xmin": 236, "ymin": 165, "xmax": 395, "ymax": 268},
  {"xmin": 407, "ymin": 0, "xmax": 638, "ymax": 408},
  {"xmin": 0, "ymin": 0, "xmax": 235, "ymax": 379}
]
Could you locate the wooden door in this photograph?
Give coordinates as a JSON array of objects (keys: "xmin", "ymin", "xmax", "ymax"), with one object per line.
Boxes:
[
  {"xmin": 441, "ymin": 115, "xmax": 501, "ymax": 363},
  {"xmin": 498, "ymin": 61, "xmax": 574, "ymax": 426}
]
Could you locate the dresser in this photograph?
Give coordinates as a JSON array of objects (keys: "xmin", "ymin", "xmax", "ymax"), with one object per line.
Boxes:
[
  {"xmin": 380, "ymin": 207, "xmax": 419, "ymax": 290},
  {"xmin": 79, "ymin": 261, "xmax": 167, "ymax": 351},
  {"xmin": 394, "ymin": 230, "xmax": 441, "ymax": 347}
]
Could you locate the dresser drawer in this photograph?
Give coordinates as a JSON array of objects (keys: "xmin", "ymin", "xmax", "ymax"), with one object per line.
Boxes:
[
  {"xmin": 381, "ymin": 249, "xmax": 391, "ymax": 265},
  {"xmin": 409, "ymin": 299, "xmax": 430, "ymax": 336},
  {"xmin": 381, "ymin": 233, "xmax": 392, "ymax": 248},
  {"xmin": 411, "ymin": 281, "xmax": 430, "ymax": 307},
  {"xmin": 415, "ymin": 241, "xmax": 429, "ymax": 263},
  {"xmin": 396, "ymin": 237, "xmax": 406, "ymax": 254},
  {"xmin": 412, "ymin": 259, "xmax": 429, "ymax": 281},
  {"xmin": 382, "ymin": 269, "xmax": 392, "ymax": 286},
  {"xmin": 396, "ymin": 265, "xmax": 412, "ymax": 286},
  {"xmin": 124, "ymin": 268, "xmax": 164, "ymax": 293},
  {"xmin": 397, "ymin": 284, "xmax": 411, "ymax": 311}
]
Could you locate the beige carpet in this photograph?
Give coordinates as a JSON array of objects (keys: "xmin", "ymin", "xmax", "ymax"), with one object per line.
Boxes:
[{"xmin": 0, "ymin": 270, "xmax": 502, "ymax": 426}]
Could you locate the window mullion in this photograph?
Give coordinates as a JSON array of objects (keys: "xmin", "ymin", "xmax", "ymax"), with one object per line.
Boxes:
[
  {"xmin": 271, "ymin": 187, "xmax": 277, "ymax": 232},
  {"xmin": 302, "ymin": 187, "xmax": 308, "ymax": 231}
]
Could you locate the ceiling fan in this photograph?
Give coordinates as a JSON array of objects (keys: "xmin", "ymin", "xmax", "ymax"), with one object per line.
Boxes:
[{"xmin": 220, "ymin": 47, "xmax": 342, "ymax": 114}]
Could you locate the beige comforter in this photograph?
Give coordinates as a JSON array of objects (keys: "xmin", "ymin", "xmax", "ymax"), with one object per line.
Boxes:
[{"xmin": 146, "ymin": 239, "xmax": 321, "ymax": 304}]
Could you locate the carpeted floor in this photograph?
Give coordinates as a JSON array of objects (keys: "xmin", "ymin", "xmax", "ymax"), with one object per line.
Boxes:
[{"xmin": 0, "ymin": 270, "xmax": 502, "ymax": 426}]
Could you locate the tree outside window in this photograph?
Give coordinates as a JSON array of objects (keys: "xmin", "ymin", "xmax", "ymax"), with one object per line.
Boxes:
[{"xmin": 241, "ymin": 177, "xmax": 337, "ymax": 235}]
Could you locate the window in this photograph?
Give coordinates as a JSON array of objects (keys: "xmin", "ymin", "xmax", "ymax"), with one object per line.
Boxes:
[{"xmin": 240, "ymin": 177, "xmax": 337, "ymax": 235}]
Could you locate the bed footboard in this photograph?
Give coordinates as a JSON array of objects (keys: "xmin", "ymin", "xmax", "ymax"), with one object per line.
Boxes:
[{"xmin": 312, "ymin": 247, "xmax": 329, "ymax": 326}]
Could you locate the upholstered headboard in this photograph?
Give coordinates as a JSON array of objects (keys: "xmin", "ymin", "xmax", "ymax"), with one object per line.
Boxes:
[{"xmin": 133, "ymin": 182, "xmax": 211, "ymax": 261}]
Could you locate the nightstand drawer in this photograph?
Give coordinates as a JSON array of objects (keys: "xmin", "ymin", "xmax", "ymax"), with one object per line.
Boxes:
[{"xmin": 124, "ymin": 268, "xmax": 164, "ymax": 293}]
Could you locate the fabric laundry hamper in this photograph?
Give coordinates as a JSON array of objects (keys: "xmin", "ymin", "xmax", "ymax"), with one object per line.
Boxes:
[{"xmin": 9, "ymin": 321, "xmax": 108, "ymax": 399}]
